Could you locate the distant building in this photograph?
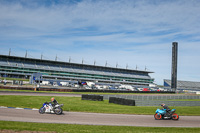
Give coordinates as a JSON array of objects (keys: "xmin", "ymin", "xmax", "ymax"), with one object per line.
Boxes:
[
  {"xmin": 0, "ymin": 55, "xmax": 154, "ymax": 86},
  {"xmin": 164, "ymin": 79, "xmax": 200, "ymax": 91}
]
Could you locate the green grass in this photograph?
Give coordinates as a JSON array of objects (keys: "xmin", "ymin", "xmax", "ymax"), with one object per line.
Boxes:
[
  {"xmin": 0, "ymin": 77, "xmax": 29, "ymax": 81},
  {"xmin": 1, "ymin": 95, "xmax": 200, "ymax": 133},
  {"xmin": 0, "ymin": 121, "xmax": 200, "ymax": 133},
  {"xmin": 0, "ymin": 95, "xmax": 200, "ymax": 115},
  {"xmin": 0, "ymin": 89, "xmax": 34, "ymax": 92}
]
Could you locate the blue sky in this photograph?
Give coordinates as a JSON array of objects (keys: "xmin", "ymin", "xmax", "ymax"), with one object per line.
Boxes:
[{"xmin": 0, "ymin": 0, "xmax": 200, "ymax": 85}]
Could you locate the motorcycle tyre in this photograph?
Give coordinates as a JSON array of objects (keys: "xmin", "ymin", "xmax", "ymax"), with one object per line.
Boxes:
[
  {"xmin": 172, "ymin": 113, "xmax": 179, "ymax": 120},
  {"xmin": 55, "ymin": 108, "xmax": 63, "ymax": 115},
  {"xmin": 154, "ymin": 113, "xmax": 162, "ymax": 120},
  {"xmin": 39, "ymin": 107, "xmax": 45, "ymax": 114}
]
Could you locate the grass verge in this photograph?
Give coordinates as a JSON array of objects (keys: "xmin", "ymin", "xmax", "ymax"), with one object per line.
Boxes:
[
  {"xmin": 0, "ymin": 95, "xmax": 200, "ymax": 115},
  {"xmin": 0, "ymin": 77, "xmax": 29, "ymax": 81},
  {"xmin": 0, "ymin": 121, "xmax": 200, "ymax": 133}
]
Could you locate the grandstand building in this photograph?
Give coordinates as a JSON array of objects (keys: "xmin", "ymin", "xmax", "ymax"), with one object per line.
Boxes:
[
  {"xmin": 0, "ymin": 54, "xmax": 154, "ymax": 86},
  {"xmin": 164, "ymin": 79, "xmax": 200, "ymax": 91}
]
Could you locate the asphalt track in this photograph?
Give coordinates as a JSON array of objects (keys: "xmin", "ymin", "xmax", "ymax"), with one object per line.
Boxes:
[
  {"xmin": 0, "ymin": 91, "xmax": 200, "ymax": 127},
  {"xmin": 1, "ymin": 108, "xmax": 200, "ymax": 127}
]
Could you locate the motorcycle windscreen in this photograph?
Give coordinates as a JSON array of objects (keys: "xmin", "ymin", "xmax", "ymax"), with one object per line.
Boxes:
[{"xmin": 171, "ymin": 109, "xmax": 176, "ymax": 113}]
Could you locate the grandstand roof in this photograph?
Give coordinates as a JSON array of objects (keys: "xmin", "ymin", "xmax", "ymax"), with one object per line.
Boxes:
[{"xmin": 0, "ymin": 54, "xmax": 153, "ymax": 74}]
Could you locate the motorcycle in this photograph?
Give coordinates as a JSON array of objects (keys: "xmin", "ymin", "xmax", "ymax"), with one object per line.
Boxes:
[
  {"xmin": 39, "ymin": 102, "xmax": 64, "ymax": 115},
  {"xmin": 154, "ymin": 108, "xmax": 179, "ymax": 120}
]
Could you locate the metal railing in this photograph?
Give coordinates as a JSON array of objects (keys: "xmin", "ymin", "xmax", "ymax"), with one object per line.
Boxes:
[
  {"xmin": 134, "ymin": 100, "xmax": 200, "ymax": 106},
  {"xmin": 103, "ymin": 95, "xmax": 200, "ymax": 100},
  {"xmin": 102, "ymin": 95, "xmax": 200, "ymax": 106}
]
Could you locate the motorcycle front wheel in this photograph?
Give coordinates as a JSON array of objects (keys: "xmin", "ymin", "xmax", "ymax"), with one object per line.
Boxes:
[
  {"xmin": 39, "ymin": 107, "xmax": 45, "ymax": 114},
  {"xmin": 54, "ymin": 108, "xmax": 63, "ymax": 115},
  {"xmin": 172, "ymin": 113, "xmax": 179, "ymax": 120},
  {"xmin": 154, "ymin": 113, "xmax": 162, "ymax": 120}
]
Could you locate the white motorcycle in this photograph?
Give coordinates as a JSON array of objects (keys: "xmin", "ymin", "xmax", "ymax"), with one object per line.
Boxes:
[{"xmin": 39, "ymin": 102, "xmax": 64, "ymax": 115}]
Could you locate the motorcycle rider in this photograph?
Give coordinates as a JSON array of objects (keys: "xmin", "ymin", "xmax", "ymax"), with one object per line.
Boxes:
[
  {"xmin": 50, "ymin": 97, "xmax": 58, "ymax": 108},
  {"xmin": 161, "ymin": 103, "xmax": 171, "ymax": 116}
]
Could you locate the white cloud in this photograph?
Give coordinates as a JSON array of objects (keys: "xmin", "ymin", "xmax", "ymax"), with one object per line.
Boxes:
[{"xmin": 0, "ymin": 0, "xmax": 200, "ymax": 85}]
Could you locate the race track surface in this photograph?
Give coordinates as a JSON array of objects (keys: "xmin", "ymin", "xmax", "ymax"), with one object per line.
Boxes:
[
  {"xmin": 0, "ymin": 108, "xmax": 200, "ymax": 127},
  {"xmin": 1, "ymin": 91, "xmax": 200, "ymax": 127}
]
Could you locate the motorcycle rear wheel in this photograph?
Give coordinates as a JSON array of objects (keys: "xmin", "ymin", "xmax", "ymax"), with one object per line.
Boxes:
[
  {"xmin": 54, "ymin": 108, "xmax": 63, "ymax": 115},
  {"xmin": 172, "ymin": 113, "xmax": 179, "ymax": 120},
  {"xmin": 154, "ymin": 113, "xmax": 162, "ymax": 120}
]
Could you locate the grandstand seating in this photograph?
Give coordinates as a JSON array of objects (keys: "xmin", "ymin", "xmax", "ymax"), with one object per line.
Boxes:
[
  {"xmin": 164, "ymin": 79, "xmax": 200, "ymax": 90},
  {"xmin": 0, "ymin": 55, "xmax": 154, "ymax": 85}
]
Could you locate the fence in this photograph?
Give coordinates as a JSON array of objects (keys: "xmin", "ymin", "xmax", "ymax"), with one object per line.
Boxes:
[
  {"xmin": 102, "ymin": 95, "xmax": 200, "ymax": 100},
  {"xmin": 134, "ymin": 100, "xmax": 200, "ymax": 106},
  {"xmin": 101, "ymin": 95, "xmax": 200, "ymax": 106}
]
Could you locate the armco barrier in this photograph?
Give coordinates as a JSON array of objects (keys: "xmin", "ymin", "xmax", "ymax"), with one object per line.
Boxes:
[
  {"xmin": 82, "ymin": 94, "xmax": 103, "ymax": 101},
  {"xmin": 103, "ymin": 95, "xmax": 200, "ymax": 100},
  {"xmin": 135, "ymin": 100, "xmax": 200, "ymax": 106},
  {"xmin": 109, "ymin": 97, "xmax": 135, "ymax": 106},
  {"xmin": 104, "ymin": 95, "xmax": 200, "ymax": 106}
]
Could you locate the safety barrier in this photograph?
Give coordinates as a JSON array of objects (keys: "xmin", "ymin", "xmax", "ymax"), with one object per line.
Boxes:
[
  {"xmin": 81, "ymin": 94, "xmax": 103, "ymax": 101},
  {"xmin": 109, "ymin": 97, "xmax": 135, "ymax": 106},
  {"xmin": 103, "ymin": 95, "xmax": 200, "ymax": 106},
  {"xmin": 102, "ymin": 95, "xmax": 200, "ymax": 100},
  {"xmin": 135, "ymin": 100, "xmax": 200, "ymax": 106}
]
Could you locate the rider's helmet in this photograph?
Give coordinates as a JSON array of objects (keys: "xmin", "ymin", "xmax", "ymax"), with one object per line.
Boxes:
[
  {"xmin": 51, "ymin": 97, "xmax": 55, "ymax": 102},
  {"xmin": 161, "ymin": 103, "xmax": 165, "ymax": 107}
]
